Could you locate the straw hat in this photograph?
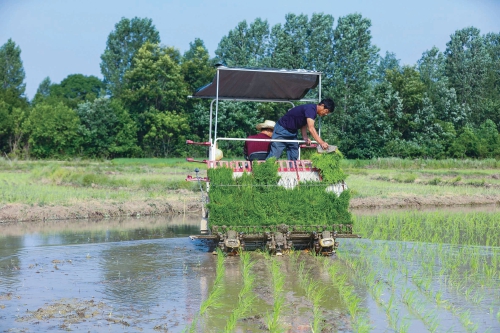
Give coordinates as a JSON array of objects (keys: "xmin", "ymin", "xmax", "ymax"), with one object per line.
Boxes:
[{"xmin": 256, "ymin": 120, "xmax": 276, "ymax": 131}]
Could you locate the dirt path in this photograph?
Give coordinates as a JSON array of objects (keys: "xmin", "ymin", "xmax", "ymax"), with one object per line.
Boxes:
[
  {"xmin": 2, "ymin": 193, "xmax": 500, "ymax": 223},
  {"xmin": 0, "ymin": 197, "xmax": 201, "ymax": 223},
  {"xmin": 350, "ymin": 194, "xmax": 500, "ymax": 209}
]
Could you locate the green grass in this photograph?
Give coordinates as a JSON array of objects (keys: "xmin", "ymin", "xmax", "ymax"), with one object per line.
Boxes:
[
  {"xmin": 1, "ymin": 157, "xmax": 499, "ymax": 209},
  {"xmin": 0, "ymin": 159, "xmax": 205, "ymax": 207},
  {"xmin": 354, "ymin": 210, "xmax": 500, "ymax": 246},
  {"xmin": 343, "ymin": 157, "xmax": 500, "ymax": 170},
  {"xmin": 347, "ymin": 168, "xmax": 499, "ymax": 199}
]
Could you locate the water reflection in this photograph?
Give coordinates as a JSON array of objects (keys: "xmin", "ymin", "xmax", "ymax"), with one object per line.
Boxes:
[{"xmin": 0, "ymin": 216, "xmax": 210, "ymax": 332}]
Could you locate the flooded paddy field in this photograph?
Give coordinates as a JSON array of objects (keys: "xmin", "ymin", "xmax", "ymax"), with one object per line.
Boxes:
[{"xmin": 1, "ymin": 209, "xmax": 499, "ymax": 332}]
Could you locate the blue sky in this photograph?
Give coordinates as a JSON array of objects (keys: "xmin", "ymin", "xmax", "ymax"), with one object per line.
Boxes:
[{"xmin": 1, "ymin": 0, "xmax": 499, "ymax": 99}]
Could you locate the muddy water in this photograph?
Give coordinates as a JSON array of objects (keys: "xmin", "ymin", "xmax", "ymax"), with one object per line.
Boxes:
[
  {"xmin": 1, "ymin": 213, "xmax": 498, "ymax": 332},
  {"xmin": 0, "ymin": 216, "xmax": 352, "ymax": 332}
]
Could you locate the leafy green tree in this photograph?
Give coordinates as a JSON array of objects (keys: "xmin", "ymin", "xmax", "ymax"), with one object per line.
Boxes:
[
  {"xmin": 181, "ymin": 38, "xmax": 216, "ymax": 93},
  {"xmin": 24, "ymin": 102, "xmax": 80, "ymax": 158},
  {"xmin": 77, "ymin": 97, "xmax": 139, "ymax": 157},
  {"xmin": 0, "ymin": 39, "xmax": 28, "ymax": 155},
  {"xmin": 418, "ymin": 47, "xmax": 446, "ymax": 91},
  {"xmin": 216, "ymin": 18, "xmax": 270, "ymax": 67},
  {"xmin": 483, "ymin": 32, "xmax": 500, "ymax": 127},
  {"xmin": 267, "ymin": 14, "xmax": 308, "ymax": 69},
  {"xmin": 411, "ymin": 97, "xmax": 451, "ymax": 158},
  {"xmin": 445, "ymin": 27, "xmax": 490, "ymax": 125},
  {"xmin": 341, "ymin": 96, "xmax": 393, "ymax": 159},
  {"xmin": 4, "ymin": 106, "xmax": 29, "ymax": 157},
  {"xmin": 385, "ymin": 65, "xmax": 426, "ymax": 140},
  {"xmin": 448, "ymin": 126, "xmax": 481, "ymax": 158},
  {"xmin": 121, "ymin": 42, "xmax": 189, "ymax": 147},
  {"xmin": 0, "ymin": 38, "xmax": 25, "ymax": 96},
  {"xmin": 0, "ymin": 90, "xmax": 29, "ymax": 155},
  {"xmin": 329, "ymin": 13, "xmax": 379, "ymax": 131},
  {"xmin": 417, "ymin": 47, "xmax": 468, "ymax": 128},
  {"xmin": 476, "ymin": 119, "xmax": 500, "ymax": 158},
  {"xmin": 49, "ymin": 74, "xmax": 104, "ymax": 109},
  {"xmin": 431, "ymin": 81, "xmax": 469, "ymax": 128},
  {"xmin": 100, "ymin": 17, "xmax": 160, "ymax": 97},
  {"xmin": 305, "ymin": 13, "xmax": 334, "ymax": 73},
  {"xmin": 376, "ymin": 51, "xmax": 400, "ymax": 81},
  {"xmin": 143, "ymin": 108, "xmax": 190, "ymax": 157},
  {"xmin": 326, "ymin": 13, "xmax": 379, "ymax": 157},
  {"xmin": 32, "ymin": 77, "xmax": 52, "ymax": 105}
]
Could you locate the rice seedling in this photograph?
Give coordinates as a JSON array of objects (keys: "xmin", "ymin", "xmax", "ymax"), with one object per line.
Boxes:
[
  {"xmin": 458, "ymin": 309, "xmax": 478, "ymax": 332},
  {"xmin": 264, "ymin": 254, "xmax": 285, "ymax": 333},
  {"xmin": 187, "ymin": 249, "xmax": 226, "ymax": 333},
  {"xmin": 295, "ymin": 259, "xmax": 327, "ymax": 333},
  {"xmin": 325, "ymin": 259, "xmax": 371, "ymax": 333},
  {"xmin": 223, "ymin": 251, "xmax": 256, "ymax": 333}
]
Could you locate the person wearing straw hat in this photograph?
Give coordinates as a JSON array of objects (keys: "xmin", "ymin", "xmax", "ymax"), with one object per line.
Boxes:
[{"xmin": 244, "ymin": 120, "xmax": 276, "ymax": 161}]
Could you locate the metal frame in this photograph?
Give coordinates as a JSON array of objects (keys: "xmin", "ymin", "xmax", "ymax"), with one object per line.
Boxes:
[{"xmin": 190, "ymin": 66, "xmax": 323, "ymax": 161}]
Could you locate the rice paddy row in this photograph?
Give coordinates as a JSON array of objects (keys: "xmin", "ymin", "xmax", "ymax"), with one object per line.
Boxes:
[{"xmin": 187, "ymin": 209, "xmax": 498, "ymax": 332}]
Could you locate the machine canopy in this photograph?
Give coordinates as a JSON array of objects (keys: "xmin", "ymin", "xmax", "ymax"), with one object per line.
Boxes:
[{"xmin": 192, "ymin": 66, "xmax": 320, "ymax": 101}]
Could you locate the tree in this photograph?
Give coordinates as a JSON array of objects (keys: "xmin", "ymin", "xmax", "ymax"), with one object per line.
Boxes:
[
  {"xmin": 24, "ymin": 102, "xmax": 80, "ymax": 158},
  {"xmin": 385, "ymin": 66, "xmax": 426, "ymax": 140},
  {"xmin": 100, "ymin": 17, "xmax": 160, "ymax": 97},
  {"xmin": 376, "ymin": 51, "xmax": 400, "ymax": 81},
  {"xmin": 0, "ymin": 39, "xmax": 28, "ymax": 155},
  {"xmin": 448, "ymin": 126, "xmax": 481, "ymax": 158},
  {"xmin": 181, "ymin": 38, "xmax": 216, "ymax": 93},
  {"xmin": 143, "ymin": 108, "xmax": 190, "ymax": 157},
  {"xmin": 430, "ymin": 81, "xmax": 468, "ymax": 128},
  {"xmin": 305, "ymin": 13, "xmax": 335, "ymax": 73},
  {"xmin": 476, "ymin": 119, "xmax": 500, "ymax": 158},
  {"xmin": 445, "ymin": 27, "xmax": 490, "ymax": 125},
  {"xmin": 77, "ymin": 97, "xmax": 139, "ymax": 157},
  {"xmin": 327, "ymin": 13, "xmax": 379, "ymax": 156},
  {"xmin": 0, "ymin": 38, "xmax": 25, "ymax": 96},
  {"xmin": 483, "ymin": 32, "xmax": 500, "ymax": 127},
  {"xmin": 120, "ymin": 42, "xmax": 189, "ymax": 146},
  {"xmin": 267, "ymin": 14, "xmax": 308, "ymax": 69},
  {"xmin": 215, "ymin": 18, "xmax": 270, "ymax": 67},
  {"xmin": 32, "ymin": 77, "xmax": 52, "ymax": 105},
  {"xmin": 50, "ymin": 74, "xmax": 104, "ymax": 109},
  {"xmin": 418, "ymin": 47, "xmax": 446, "ymax": 90}
]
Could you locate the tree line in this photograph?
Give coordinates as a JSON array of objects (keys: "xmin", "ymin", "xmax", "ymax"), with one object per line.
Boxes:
[{"xmin": 1, "ymin": 14, "xmax": 499, "ymax": 160}]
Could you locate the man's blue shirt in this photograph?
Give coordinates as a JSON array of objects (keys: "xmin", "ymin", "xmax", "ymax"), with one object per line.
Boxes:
[{"xmin": 277, "ymin": 104, "xmax": 317, "ymax": 133}]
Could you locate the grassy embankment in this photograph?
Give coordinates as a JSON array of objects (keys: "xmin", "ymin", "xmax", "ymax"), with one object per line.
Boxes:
[
  {"xmin": 1, "ymin": 157, "xmax": 499, "ymax": 222},
  {"xmin": 0, "ymin": 158, "xmax": 204, "ymax": 221},
  {"xmin": 344, "ymin": 158, "xmax": 500, "ymax": 208}
]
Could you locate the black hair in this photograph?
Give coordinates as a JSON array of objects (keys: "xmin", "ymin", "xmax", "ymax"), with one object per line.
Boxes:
[{"xmin": 319, "ymin": 98, "xmax": 335, "ymax": 112}]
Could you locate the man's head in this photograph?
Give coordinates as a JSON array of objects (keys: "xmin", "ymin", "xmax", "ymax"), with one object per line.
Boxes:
[
  {"xmin": 317, "ymin": 98, "xmax": 335, "ymax": 117},
  {"xmin": 256, "ymin": 120, "xmax": 275, "ymax": 137}
]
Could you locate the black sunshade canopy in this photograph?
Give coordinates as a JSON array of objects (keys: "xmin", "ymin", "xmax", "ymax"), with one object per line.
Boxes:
[{"xmin": 192, "ymin": 66, "xmax": 321, "ymax": 101}]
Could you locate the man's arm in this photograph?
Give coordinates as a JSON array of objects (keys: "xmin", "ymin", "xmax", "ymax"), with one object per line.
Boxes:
[
  {"xmin": 306, "ymin": 118, "xmax": 328, "ymax": 149},
  {"xmin": 301, "ymin": 125, "xmax": 311, "ymax": 145}
]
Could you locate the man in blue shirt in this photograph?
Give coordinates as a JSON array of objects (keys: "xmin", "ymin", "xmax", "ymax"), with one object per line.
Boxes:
[{"xmin": 266, "ymin": 98, "xmax": 334, "ymax": 160}]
